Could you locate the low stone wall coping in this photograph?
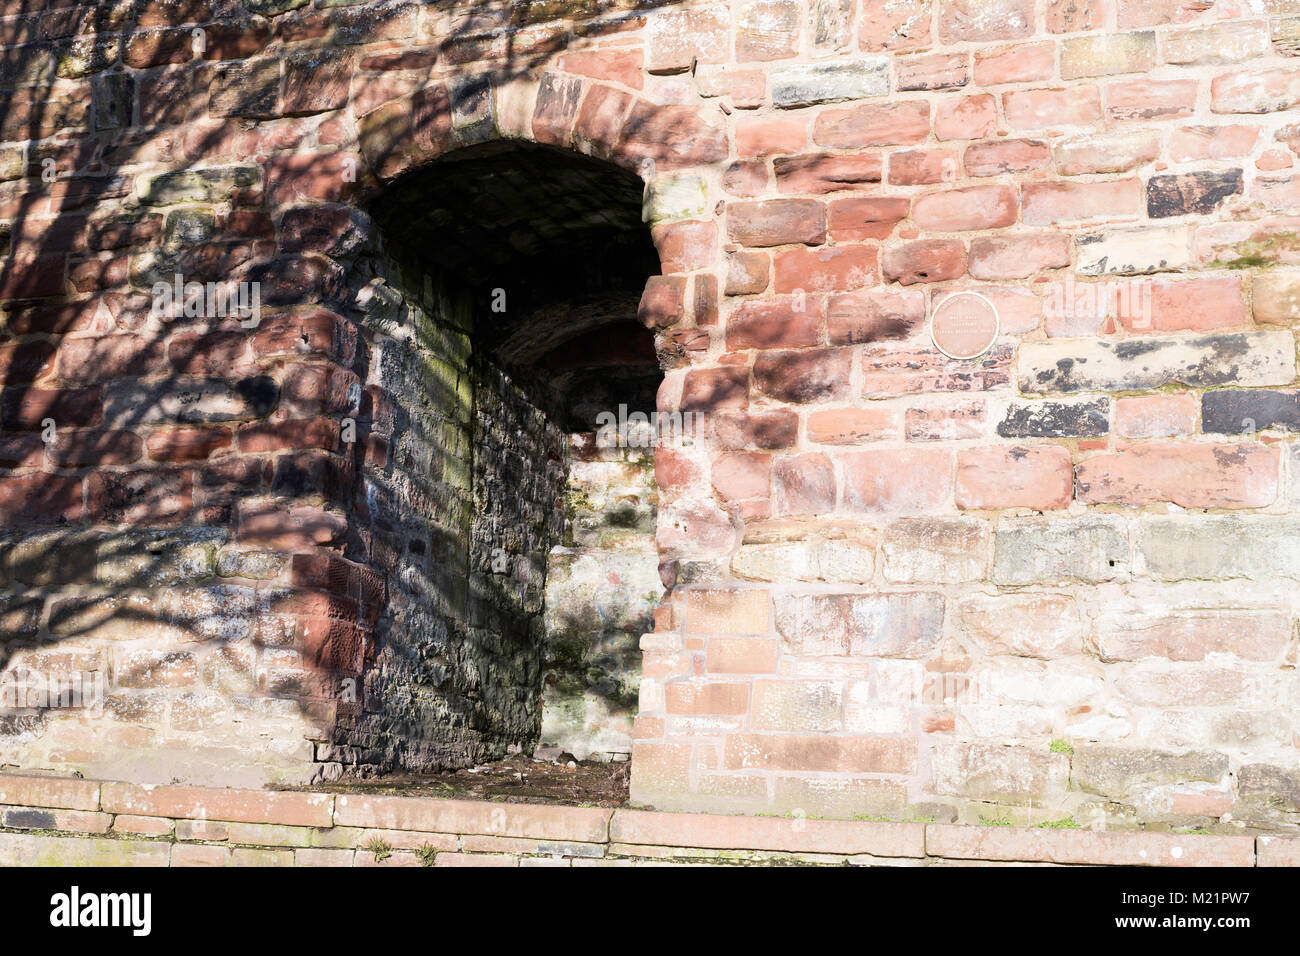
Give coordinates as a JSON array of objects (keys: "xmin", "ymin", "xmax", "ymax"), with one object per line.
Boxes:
[{"xmin": 0, "ymin": 773, "xmax": 1290, "ymax": 867}]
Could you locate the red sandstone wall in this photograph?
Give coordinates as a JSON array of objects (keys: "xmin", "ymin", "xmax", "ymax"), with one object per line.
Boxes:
[{"xmin": 0, "ymin": 0, "xmax": 1297, "ymax": 825}]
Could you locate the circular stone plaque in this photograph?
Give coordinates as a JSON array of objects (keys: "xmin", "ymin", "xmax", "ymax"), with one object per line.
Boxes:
[{"xmin": 930, "ymin": 291, "xmax": 1000, "ymax": 360}]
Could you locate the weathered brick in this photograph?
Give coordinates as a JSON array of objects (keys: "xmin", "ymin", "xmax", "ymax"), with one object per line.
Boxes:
[
  {"xmin": 1022, "ymin": 179, "xmax": 1143, "ymax": 225},
  {"xmin": 1211, "ymin": 70, "xmax": 1300, "ymax": 114},
  {"xmin": 993, "ymin": 515, "xmax": 1129, "ymax": 585},
  {"xmin": 1115, "ymin": 394, "xmax": 1198, "ymax": 438},
  {"xmin": 813, "ymin": 102, "xmax": 930, "ymax": 148},
  {"xmin": 684, "ymin": 589, "xmax": 771, "ymax": 635},
  {"xmin": 727, "ymin": 199, "xmax": 826, "ymax": 247},
  {"xmin": 1017, "ymin": 331, "xmax": 1297, "ymax": 394},
  {"xmin": 753, "ymin": 349, "xmax": 853, "ymax": 403},
  {"xmin": 969, "ymin": 233, "xmax": 1070, "ymax": 279},
  {"xmin": 1054, "ymin": 130, "xmax": 1159, "ymax": 175},
  {"xmin": 889, "ymin": 148, "xmax": 962, "ymax": 186},
  {"xmin": 840, "ymin": 448, "xmax": 953, "ymax": 513},
  {"xmin": 1094, "ymin": 610, "xmax": 1290, "ymax": 662},
  {"xmin": 912, "ymin": 185, "xmax": 1018, "ymax": 231},
  {"xmin": 775, "ymin": 591, "xmax": 944, "ymax": 658},
  {"xmin": 774, "ymin": 153, "xmax": 882, "ymax": 194},
  {"xmin": 1108, "ymin": 78, "xmax": 1197, "ymax": 120},
  {"xmin": 1060, "ymin": 31, "xmax": 1155, "ymax": 78},
  {"xmin": 930, "ymin": 742, "xmax": 1069, "ymax": 801},
  {"xmin": 1148, "ymin": 169, "xmax": 1243, "ymax": 218},
  {"xmin": 769, "ymin": 59, "xmax": 888, "ymax": 107},
  {"xmin": 974, "ymin": 42, "xmax": 1054, "ymax": 85},
  {"xmin": 1076, "ymin": 442, "xmax": 1278, "ymax": 509},
  {"xmin": 1003, "ymin": 87, "xmax": 1101, "ymax": 129},
  {"xmin": 1202, "ymin": 389, "xmax": 1300, "ymax": 433},
  {"xmin": 958, "ymin": 593, "xmax": 1084, "ymax": 658},
  {"xmin": 1252, "ymin": 270, "xmax": 1300, "ymax": 326},
  {"xmin": 934, "ymin": 94, "xmax": 997, "ymax": 140},
  {"xmin": 956, "ymin": 445, "xmax": 1074, "ymax": 511},
  {"xmin": 724, "ymin": 733, "xmax": 915, "ymax": 774},
  {"xmin": 1139, "ymin": 514, "xmax": 1300, "ymax": 581},
  {"xmin": 881, "ymin": 239, "xmax": 967, "ymax": 285},
  {"xmin": 937, "ymin": 0, "xmax": 1034, "ymax": 42},
  {"xmin": 964, "ymin": 138, "xmax": 1049, "ymax": 177},
  {"xmin": 827, "ymin": 289, "xmax": 925, "ymax": 344},
  {"xmin": 1075, "ymin": 226, "xmax": 1191, "ymax": 276},
  {"xmin": 881, "ymin": 517, "xmax": 989, "ymax": 583},
  {"xmin": 998, "ymin": 400, "xmax": 1109, "ymax": 438},
  {"xmin": 862, "ymin": 343, "xmax": 1012, "ymax": 396}
]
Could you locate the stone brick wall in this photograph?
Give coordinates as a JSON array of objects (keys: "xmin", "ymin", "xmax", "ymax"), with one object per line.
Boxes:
[
  {"xmin": 0, "ymin": 0, "xmax": 1298, "ymax": 827},
  {"xmin": 541, "ymin": 433, "xmax": 658, "ymax": 759}
]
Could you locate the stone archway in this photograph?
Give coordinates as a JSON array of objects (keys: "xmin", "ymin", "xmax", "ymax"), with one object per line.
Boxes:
[{"xmin": 339, "ymin": 136, "xmax": 670, "ymax": 772}]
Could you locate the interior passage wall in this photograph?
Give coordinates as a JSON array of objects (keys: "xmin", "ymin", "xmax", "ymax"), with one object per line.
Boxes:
[
  {"xmin": 337, "ymin": 247, "xmax": 565, "ymax": 775},
  {"xmin": 542, "ymin": 433, "xmax": 658, "ymax": 760}
]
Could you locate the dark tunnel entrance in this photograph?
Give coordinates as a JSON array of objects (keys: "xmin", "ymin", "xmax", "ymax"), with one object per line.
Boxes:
[{"xmin": 353, "ymin": 141, "xmax": 663, "ymax": 771}]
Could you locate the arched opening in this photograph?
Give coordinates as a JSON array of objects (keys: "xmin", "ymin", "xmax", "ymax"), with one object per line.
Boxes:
[{"xmin": 349, "ymin": 140, "xmax": 663, "ymax": 772}]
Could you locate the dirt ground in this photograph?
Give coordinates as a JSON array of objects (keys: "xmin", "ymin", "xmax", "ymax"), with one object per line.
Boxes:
[{"xmin": 306, "ymin": 754, "xmax": 631, "ymax": 807}]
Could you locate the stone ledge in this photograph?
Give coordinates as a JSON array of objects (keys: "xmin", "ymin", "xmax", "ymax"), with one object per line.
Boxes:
[
  {"xmin": 0, "ymin": 773, "xmax": 101, "ymax": 812},
  {"xmin": 333, "ymin": 793, "xmax": 613, "ymax": 843},
  {"xmin": 925, "ymin": 824, "xmax": 1256, "ymax": 867},
  {"xmin": 0, "ymin": 772, "xmax": 1285, "ymax": 867},
  {"xmin": 100, "ymin": 782, "xmax": 334, "ymax": 829},
  {"xmin": 610, "ymin": 808, "xmax": 926, "ymax": 858},
  {"xmin": 1256, "ymin": 835, "xmax": 1300, "ymax": 867}
]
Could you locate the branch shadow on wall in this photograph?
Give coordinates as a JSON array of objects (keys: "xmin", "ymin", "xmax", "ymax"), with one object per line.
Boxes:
[{"xmin": 0, "ymin": 0, "xmax": 682, "ymax": 782}]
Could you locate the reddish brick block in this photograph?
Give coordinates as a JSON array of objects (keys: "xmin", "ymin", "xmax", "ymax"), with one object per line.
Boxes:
[
  {"xmin": 969, "ymin": 233, "xmax": 1071, "ymax": 280},
  {"xmin": 956, "ymin": 445, "xmax": 1074, "ymax": 510},
  {"xmin": 725, "ymin": 298, "xmax": 821, "ymax": 351},
  {"xmin": 889, "ymin": 148, "xmax": 962, "ymax": 186},
  {"xmin": 807, "ymin": 407, "xmax": 898, "ymax": 444},
  {"xmin": 1076, "ymin": 443, "xmax": 1279, "ymax": 508},
  {"xmin": 665, "ymin": 681, "xmax": 751, "ymax": 715},
  {"xmin": 737, "ymin": 114, "xmax": 808, "ymax": 158},
  {"xmin": 1108, "ymin": 78, "xmax": 1198, "ymax": 120},
  {"xmin": 1003, "ymin": 87, "xmax": 1102, "ymax": 128},
  {"xmin": 753, "ymin": 349, "xmax": 853, "ymax": 403},
  {"xmin": 934, "ymin": 94, "xmax": 997, "ymax": 140},
  {"xmin": 813, "ymin": 102, "xmax": 930, "ymax": 148},
  {"xmin": 711, "ymin": 451, "xmax": 773, "ymax": 503},
  {"xmin": 774, "ymin": 452, "xmax": 836, "ymax": 513},
  {"xmin": 913, "ymin": 184, "xmax": 1019, "ymax": 231},
  {"xmin": 827, "ymin": 289, "xmax": 926, "ymax": 344},
  {"xmin": 0, "ymin": 474, "xmax": 83, "ymax": 523},
  {"xmin": 1021, "ymin": 179, "xmax": 1143, "ymax": 225},
  {"xmin": 774, "ymin": 153, "xmax": 883, "ymax": 194},
  {"xmin": 827, "ymin": 197, "xmax": 911, "ymax": 241},
  {"xmin": 727, "ymin": 199, "xmax": 827, "ymax": 247},
  {"xmin": 1114, "ymin": 394, "xmax": 1198, "ymax": 438},
  {"xmin": 964, "ymin": 138, "xmax": 1050, "ymax": 177},
  {"xmin": 882, "ymin": 239, "xmax": 967, "ymax": 285},
  {"xmin": 684, "ymin": 589, "xmax": 771, "ymax": 634},
  {"xmin": 974, "ymin": 42, "xmax": 1055, "ymax": 85},
  {"xmin": 652, "ymin": 220, "xmax": 717, "ymax": 274},
  {"xmin": 774, "ymin": 245, "xmax": 878, "ymax": 293},
  {"xmin": 840, "ymin": 448, "xmax": 953, "ymax": 513},
  {"xmin": 681, "ymin": 366, "xmax": 750, "ymax": 413}
]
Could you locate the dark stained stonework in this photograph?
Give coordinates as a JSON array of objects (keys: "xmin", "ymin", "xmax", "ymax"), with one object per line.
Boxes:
[
  {"xmin": 1147, "ymin": 169, "xmax": 1243, "ymax": 219},
  {"xmin": 1202, "ymin": 389, "xmax": 1300, "ymax": 433},
  {"xmin": 998, "ymin": 399, "xmax": 1110, "ymax": 438}
]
